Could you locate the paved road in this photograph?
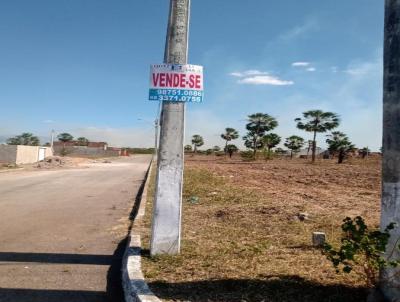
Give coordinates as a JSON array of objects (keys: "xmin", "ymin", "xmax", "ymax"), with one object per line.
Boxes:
[{"xmin": 0, "ymin": 155, "xmax": 151, "ymax": 302}]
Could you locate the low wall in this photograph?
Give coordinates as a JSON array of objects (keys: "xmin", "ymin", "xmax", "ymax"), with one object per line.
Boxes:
[
  {"xmin": 15, "ymin": 146, "xmax": 40, "ymax": 164},
  {"xmin": 54, "ymin": 146, "xmax": 120, "ymax": 157},
  {"xmin": 0, "ymin": 145, "xmax": 53, "ymax": 164},
  {"xmin": 0, "ymin": 145, "xmax": 18, "ymax": 164}
]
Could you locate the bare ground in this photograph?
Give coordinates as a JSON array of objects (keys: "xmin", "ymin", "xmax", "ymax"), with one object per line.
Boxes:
[{"xmin": 140, "ymin": 155, "xmax": 381, "ymax": 302}]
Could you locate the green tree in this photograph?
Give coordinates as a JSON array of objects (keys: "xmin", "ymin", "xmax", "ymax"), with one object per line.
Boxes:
[
  {"xmin": 6, "ymin": 133, "xmax": 40, "ymax": 146},
  {"xmin": 243, "ymin": 113, "xmax": 278, "ymax": 158},
  {"xmin": 191, "ymin": 135, "xmax": 204, "ymax": 153},
  {"xmin": 326, "ymin": 131, "xmax": 355, "ymax": 164},
  {"xmin": 212, "ymin": 146, "xmax": 221, "ymax": 152},
  {"xmin": 284, "ymin": 135, "xmax": 305, "ymax": 159},
  {"xmin": 221, "ymin": 128, "xmax": 239, "ymax": 154},
  {"xmin": 262, "ymin": 133, "xmax": 281, "ymax": 159},
  {"xmin": 359, "ymin": 147, "xmax": 370, "ymax": 159},
  {"xmin": 57, "ymin": 133, "xmax": 74, "ymax": 143},
  {"xmin": 184, "ymin": 145, "xmax": 193, "ymax": 152},
  {"xmin": 57, "ymin": 133, "xmax": 74, "ymax": 156},
  {"xmin": 76, "ymin": 137, "xmax": 89, "ymax": 146},
  {"xmin": 295, "ymin": 110, "xmax": 340, "ymax": 162},
  {"xmin": 225, "ymin": 144, "xmax": 238, "ymax": 158},
  {"xmin": 326, "ymin": 131, "xmax": 347, "ymax": 158},
  {"xmin": 275, "ymin": 147, "xmax": 286, "ymax": 155}
]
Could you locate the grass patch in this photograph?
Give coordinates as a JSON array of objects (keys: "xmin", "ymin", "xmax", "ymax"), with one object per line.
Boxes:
[
  {"xmin": 140, "ymin": 157, "xmax": 379, "ymax": 301},
  {"xmin": 0, "ymin": 163, "xmax": 19, "ymax": 170}
]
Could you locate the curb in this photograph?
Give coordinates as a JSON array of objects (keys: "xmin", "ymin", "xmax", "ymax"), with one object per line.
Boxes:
[{"xmin": 122, "ymin": 159, "xmax": 162, "ymax": 302}]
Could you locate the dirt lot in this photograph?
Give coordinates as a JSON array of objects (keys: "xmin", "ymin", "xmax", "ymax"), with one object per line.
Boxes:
[
  {"xmin": 1, "ymin": 156, "xmax": 118, "ymax": 171},
  {"xmin": 140, "ymin": 155, "xmax": 381, "ymax": 302}
]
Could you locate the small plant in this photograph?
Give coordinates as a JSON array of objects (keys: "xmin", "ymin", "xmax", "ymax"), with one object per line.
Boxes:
[
  {"xmin": 240, "ymin": 150, "xmax": 255, "ymax": 161},
  {"xmin": 323, "ymin": 216, "xmax": 400, "ymax": 288},
  {"xmin": 60, "ymin": 147, "xmax": 70, "ymax": 157},
  {"xmin": 191, "ymin": 134, "xmax": 204, "ymax": 153},
  {"xmin": 225, "ymin": 144, "xmax": 238, "ymax": 158}
]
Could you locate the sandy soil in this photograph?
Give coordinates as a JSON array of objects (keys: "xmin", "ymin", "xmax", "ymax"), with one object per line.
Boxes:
[
  {"xmin": 141, "ymin": 155, "xmax": 381, "ymax": 302},
  {"xmin": 187, "ymin": 156, "xmax": 381, "ymax": 228}
]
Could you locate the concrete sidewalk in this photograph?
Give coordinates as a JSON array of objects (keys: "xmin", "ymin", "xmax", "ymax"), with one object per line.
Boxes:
[{"xmin": 0, "ymin": 155, "xmax": 152, "ymax": 302}]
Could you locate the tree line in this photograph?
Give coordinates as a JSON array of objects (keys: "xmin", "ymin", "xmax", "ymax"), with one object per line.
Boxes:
[
  {"xmin": 187, "ymin": 109, "xmax": 367, "ymax": 164},
  {"xmin": 6, "ymin": 132, "xmax": 92, "ymax": 147}
]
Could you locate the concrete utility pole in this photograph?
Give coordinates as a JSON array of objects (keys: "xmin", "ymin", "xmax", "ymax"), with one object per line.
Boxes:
[
  {"xmin": 50, "ymin": 129, "xmax": 55, "ymax": 149},
  {"xmin": 154, "ymin": 118, "xmax": 159, "ymax": 158},
  {"xmin": 150, "ymin": 0, "xmax": 190, "ymax": 256},
  {"xmin": 381, "ymin": 0, "xmax": 400, "ymax": 299}
]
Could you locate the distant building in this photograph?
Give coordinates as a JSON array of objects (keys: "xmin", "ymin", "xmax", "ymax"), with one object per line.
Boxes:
[
  {"xmin": 53, "ymin": 141, "xmax": 121, "ymax": 157},
  {"xmin": 296, "ymin": 147, "xmax": 325, "ymax": 158},
  {"xmin": 0, "ymin": 145, "xmax": 53, "ymax": 164}
]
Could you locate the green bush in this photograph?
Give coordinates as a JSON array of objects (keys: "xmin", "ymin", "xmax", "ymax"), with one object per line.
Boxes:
[
  {"xmin": 240, "ymin": 150, "xmax": 255, "ymax": 161},
  {"xmin": 60, "ymin": 147, "xmax": 70, "ymax": 157},
  {"xmin": 323, "ymin": 216, "xmax": 400, "ymax": 288}
]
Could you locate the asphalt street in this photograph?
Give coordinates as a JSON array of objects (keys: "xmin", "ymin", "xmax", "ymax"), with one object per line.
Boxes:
[{"xmin": 0, "ymin": 155, "xmax": 151, "ymax": 302}]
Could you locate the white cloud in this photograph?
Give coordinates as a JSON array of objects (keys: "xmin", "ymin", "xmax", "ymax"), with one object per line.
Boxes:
[
  {"xmin": 330, "ymin": 57, "xmax": 383, "ymax": 150},
  {"xmin": 344, "ymin": 63, "xmax": 376, "ymax": 76},
  {"xmin": 331, "ymin": 66, "xmax": 339, "ymax": 73},
  {"xmin": 43, "ymin": 120, "xmax": 55, "ymax": 124},
  {"xmin": 229, "ymin": 70, "xmax": 269, "ymax": 77},
  {"xmin": 230, "ymin": 70, "xmax": 294, "ymax": 86},
  {"xmin": 279, "ymin": 18, "xmax": 319, "ymax": 41},
  {"xmin": 292, "ymin": 62, "xmax": 310, "ymax": 67},
  {"xmin": 238, "ymin": 75, "xmax": 294, "ymax": 86},
  {"xmin": 292, "ymin": 62, "xmax": 316, "ymax": 71}
]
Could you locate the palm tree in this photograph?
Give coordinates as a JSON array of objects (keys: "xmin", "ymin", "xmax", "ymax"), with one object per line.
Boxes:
[
  {"xmin": 244, "ymin": 113, "xmax": 278, "ymax": 158},
  {"xmin": 295, "ymin": 110, "xmax": 340, "ymax": 162},
  {"xmin": 76, "ymin": 137, "xmax": 89, "ymax": 146},
  {"xmin": 325, "ymin": 131, "xmax": 346, "ymax": 158},
  {"xmin": 57, "ymin": 133, "xmax": 74, "ymax": 143},
  {"xmin": 221, "ymin": 128, "xmax": 239, "ymax": 154},
  {"xmin": 6, "ymin": 133, "xmax": 40, "ymax": 146},
  {"xmin": 262, "ymin": 133, "xmax": 281, "ymax": 159},
  {"xmin": 326, "ymin": 131, "xmax": 355, "ymax": 164},
  {"xmin": 225, "ymin": 144, "xmax": 238, "ymax": 158},
  {"xmin": 191, "ymin": 135, "xmax": 204, "ymax": 153},
  {"xmin": 284, "ymin": 135, "xmax": 305, "ymax": 159},
  {"xmin": 57, "ymin": 133, "xmax": 74, "ymax": 155},
  {"xmin": 359, "ymin": 147, "xmax": 370, "ymax": 159},
  {"xmin": 212, "ymin": 146, "xmax": 221, "ymax": 153}
]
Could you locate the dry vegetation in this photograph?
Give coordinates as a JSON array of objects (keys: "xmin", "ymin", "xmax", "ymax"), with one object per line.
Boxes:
[{"xmin": 140, "ymin": 155, "xmax": 381, "ymax": 302}]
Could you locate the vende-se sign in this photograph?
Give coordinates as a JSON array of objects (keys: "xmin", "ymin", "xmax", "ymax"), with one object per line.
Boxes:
[{"xmin": 149, "ymin": 64, "xmax": 203, "ymax": 103}]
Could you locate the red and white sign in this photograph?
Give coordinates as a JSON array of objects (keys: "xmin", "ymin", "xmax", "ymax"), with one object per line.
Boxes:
[{"xmin": 149, "ymin": 64, "xmax": 204, "ymax": 103}]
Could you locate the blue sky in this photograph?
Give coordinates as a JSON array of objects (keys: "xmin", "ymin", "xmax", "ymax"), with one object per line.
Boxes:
[{"xmin": 0, "ymin": 0, "xmax": 384, "ymax": 150}]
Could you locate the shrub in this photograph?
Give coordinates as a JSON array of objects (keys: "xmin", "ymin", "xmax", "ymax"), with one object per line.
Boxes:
[
  {"xmin": 240, "ymin": 150, "xmax": 255, "ymax": 161},
  {"xmin": 60, "ymin": 147, "xmax": 70, "ymax": 157},
  {"xmin": 323, "ymin": 216, "xmax": 400, "ymax": 288}
]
